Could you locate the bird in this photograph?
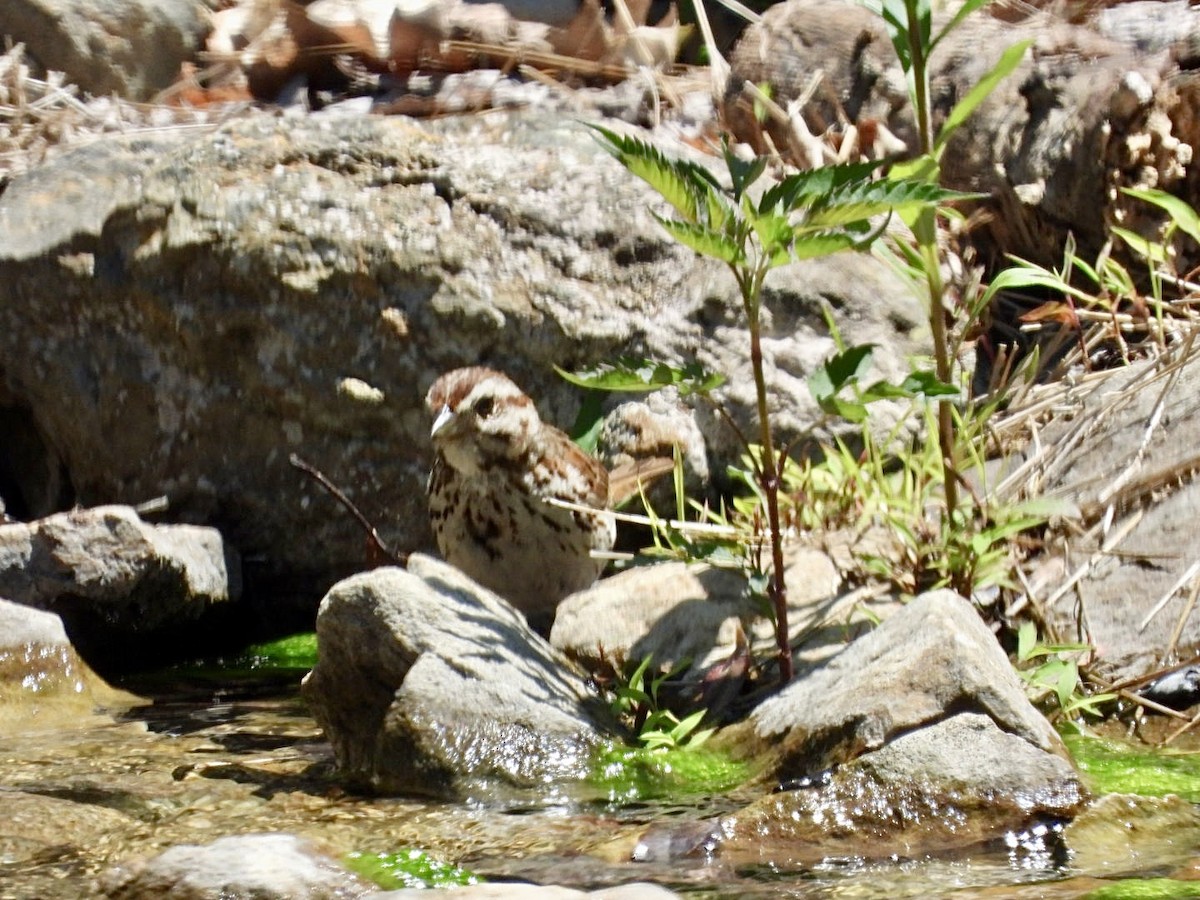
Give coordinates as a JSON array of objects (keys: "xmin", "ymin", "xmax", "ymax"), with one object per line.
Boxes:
[{"xmin": 425, "ymin": 366, "xmax": 670, "ymax": 628}]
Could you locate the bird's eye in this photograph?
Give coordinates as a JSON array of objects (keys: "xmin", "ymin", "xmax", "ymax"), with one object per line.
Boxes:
[{"xmin": 472, "ymin": 396, "xmax": 496, "ymax": 418}]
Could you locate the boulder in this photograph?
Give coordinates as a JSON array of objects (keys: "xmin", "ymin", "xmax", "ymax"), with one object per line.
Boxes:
[
  {"xmin": 1018, "ymin": 349, "xmax": 1200, "ymax": 681},
  {"xmin": 0, "ymin": 109, "xmax": 925, "ymax": 615},
  {"xmin": 715, "ymin": 712, "xmax": 1084, "ymax": 863},
  {"xmin": 0, "ymin": 505, "xmax": 240, "ymax": 670},
  {"xmin": 301, "ymin": 556, "xmax": 618, "ymax": 796},
  {"xmin": 678, "ymin": 589, "xmax": 1087, "ymax": 857},
  {"xmin": 738, "ymin": 589, "xmax": 1068, "ymax": 773},
  {"xmin": 0, "ymin": 0, "xmax": 211, "ymax": 101}
]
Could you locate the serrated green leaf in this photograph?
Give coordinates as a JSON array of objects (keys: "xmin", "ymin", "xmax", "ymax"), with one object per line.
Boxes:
[
  {"xmin": 1122, "ymin": 187, "xmax": 1200, "ymax": 245},
  {"xmin": 819, "ymin": 395, "xmax": 869, "ymax": 422},
  {"xmin": 725, "ymin": 142, "xmax": 767, "ymax": 201},
  {"xmin": 589, "ymin": 124, "xmax": 722, "ymax": 225},
  {"xmin": 654, "ymin": 213, "xmax": 745, "ymax": 264},
  {"xmin": 791, "ymin": 231, "xmax": 862, "ymax": 259},
  {"xmin": 557, "ymin": 359, "xmax": 725, "ymax": 396},
  {"xmin": 898, "ymin": 370, "xmax": 958, "ymax": 397},
  {"xmin": 825, "ymin": 344, "xmax": 875, "ymax": 392},
  {"xmin": 858, "ymin": 381, "xmax": 909, "ymax": 402},
  {"xmin": 805, "ymin": 178, "xmax": 976, "ymax": 228},
  {"xmin": 760, "ymin": 160, "xmax": 886, "ymax": 213},
  {"xmin": 936, "ymin": 40, "xmax": 1031, "ymax": 153},
  {"xmin": 745, "ymin": 207, "xmax": 794, "ymax": 259}
]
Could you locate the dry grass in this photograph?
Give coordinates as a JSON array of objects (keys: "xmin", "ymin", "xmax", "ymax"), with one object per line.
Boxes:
[{"xmin": 0, "ymin": 43, "xmax": 234, "ymax": 182}]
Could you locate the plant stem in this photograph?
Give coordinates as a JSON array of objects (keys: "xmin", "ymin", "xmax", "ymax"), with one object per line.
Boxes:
[
  {"xmin": 920, "ymin": 229, "xmax": 959, "ymax": 526},
  {"xmin": 905, "ymin": 0, "xmax": 960, "ymax": 572},
  {"xmin": 742, "ymin": 264, "xmax": 793, "ymax": 683}
]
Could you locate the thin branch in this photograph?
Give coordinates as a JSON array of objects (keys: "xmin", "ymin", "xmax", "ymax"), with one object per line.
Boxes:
[{"xmin": 289, "ymin": 453, "xmax": 406, "ymax": 567}]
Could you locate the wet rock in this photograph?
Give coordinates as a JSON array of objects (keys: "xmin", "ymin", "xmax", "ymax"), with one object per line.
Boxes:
[
  {"xmin": 99, "ymin": 832, "xmax": 374, "ymax": 899},
  {"xmin": 716, "ymin": 713, "xmax": 1084, "ymax": 863},
  {"xmin": 0, "ymin": 596, "xmax": 139, "ymax": 727},
  {"xmin": 301, "ymin": 556, "xmax": 618, "ymax": 797},
  {"xmin": 736, "ymin": 588, "xmax": 1068, "ymax": 775},
  {"xmin": 0, "ymin": 110, "xmax": 924, "ymax": 616},
  {"xmin": 0, "ymin": 505, "xmax": 240, "ymax": 668},
  {"xmin": 0, "ymin": 0, "xmax": 210, "ymax": 101},
  {"xmin": 671, "ymin": 589, "xmax": 1088, "ymax": 859},
  {"xmin": 550, "ymin": 548, "xmax": 847, "ymax": 675},
  {"xmin": 1066, "ymin": 793, "xmax": 1200, "ymax": 876},
  {"xmin": 2, "ymin": 790, "xmax": 138, "ymax": 873}
]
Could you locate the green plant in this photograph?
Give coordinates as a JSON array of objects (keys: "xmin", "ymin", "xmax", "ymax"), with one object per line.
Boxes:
[
  {"xmin": 587, "ymin": 130, "xmax": 961, "ymax": 681},
  {"xmin": 1016, "ymin": 622, "xmax": 1117, "ymax": 718},
  {"xmin": 609, "ymin": 655, "xmax": 715, "ymax": 750},
  {"xmin": 988, "ymin": 189, "xmax": 1200, "ymax": 358},
  {"xmin": 864, "ymin": 0, "xmax": 1032, "ymax": 521}
]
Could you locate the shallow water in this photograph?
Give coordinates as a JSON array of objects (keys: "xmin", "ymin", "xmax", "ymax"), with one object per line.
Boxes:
[{"xmin": 1, "ymin": 677, "xmax": 1198, "ymax": 899}]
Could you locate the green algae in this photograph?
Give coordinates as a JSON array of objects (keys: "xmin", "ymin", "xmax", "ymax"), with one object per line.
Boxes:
[
  {"xmin": 344, "ymin": 849, "xmax": 481, "ymax": 889},
  {"xmin": 590, "ymin": 742, "xmax": 751, "ymax": 801},
  {"xmin": 231, "ymin": 632, "xmax": 318, "ymax": 671},
  {"xmin": 1082, "ymin": 878, "xmax": 1200, "ymax": 899},
  {"xmin": 1062, "ymin": 730, "xmax": 1200, "ymax": 801}
]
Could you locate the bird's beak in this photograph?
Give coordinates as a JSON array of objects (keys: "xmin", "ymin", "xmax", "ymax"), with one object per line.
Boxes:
[{"xmin": 430, "ymin": 404, "xmax": 453, "ymax": 439}]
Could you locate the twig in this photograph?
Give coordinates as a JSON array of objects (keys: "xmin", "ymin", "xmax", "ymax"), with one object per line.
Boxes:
[
  {"xmin": 1042, "ymin": 509, "xmax": 1143, "ymax": 611},
  {"xmin": 1164, "ymin": 577, "xmax": 1200, "ymax": 664},
  {"xmin": 1138, "ymin": 558, "xmax": 1200, "ymax": 633},
  {"xmin": 289, "ymin": 453, "xmax": 406, "ymax": 566},
  {"xmin": 1163, "ymin": 707, "xmax": 1200, "ymax": 745}
]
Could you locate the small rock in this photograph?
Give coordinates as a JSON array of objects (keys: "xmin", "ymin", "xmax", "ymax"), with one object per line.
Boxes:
[
  {"xmin": 301, "ymin": 556, "xmax": 618, "ymax": 796},
  {"xmin": 0, "ymin": 505, "xmax": 241, "ymax": 668},
  {"xmin": 598, "ymin": 390, "xmax": 710, "ymax": 491},
  {"xmin": 99, "ymin": 833, "xmax": 374, "ymax": 899},
  {"xmin": 2, "ymin": 791, "xmax": 137, "ymax": 872},
  {"xmin": 551, "ymin": 548, "xmax": 844, "ymax": 675},
  {"xmin": 1066, "ymin": 793, "xmax": 1200, "ymax": 876},
  {"xmin": 0, "ymin": 597, "xmax": 140, "ymax": 729}
]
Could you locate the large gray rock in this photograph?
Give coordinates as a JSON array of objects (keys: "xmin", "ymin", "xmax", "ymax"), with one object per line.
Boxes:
[
  {"xmin": 0, "ymin": 0, "xmax": 211, "ymax": 101},
  {"xmin": 301, "ymin": 556, "xmax": 618, "ymax": 796},
  {"xmin": 681, "ymin": 590, "xmax": 1087, "ymax": 860},
  {"xmin": 100, "ymin": 833, "xmax": 374, "ymax": 900},
  {"xmin": 0, "ymin": 505, "xmax": 240, "ymax": 667},
  {"xmin": 0, "ymin": 110, "xmax": 924, "ymax": 611},
  {"xmin": 1019, "ymin": 348, "xmax": 1200, "ymax": 680},
  {"xmin": 739, "ymin": 589, "xmax": 1068, "ymax": 773},
  {"xmin": 715, "ymin": 712, "xmax": 1084, "ymax": 863}
]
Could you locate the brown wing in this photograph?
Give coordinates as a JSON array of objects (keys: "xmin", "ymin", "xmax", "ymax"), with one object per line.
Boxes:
[{"xmin": 607, "ymin": 456, "xmax": 676, "ymax": 507}]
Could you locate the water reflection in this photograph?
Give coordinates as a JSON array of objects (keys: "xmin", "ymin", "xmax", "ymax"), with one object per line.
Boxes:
[{"xmin": 0, "ymin": 679, "xmax": 1182, "ymax": 898}]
